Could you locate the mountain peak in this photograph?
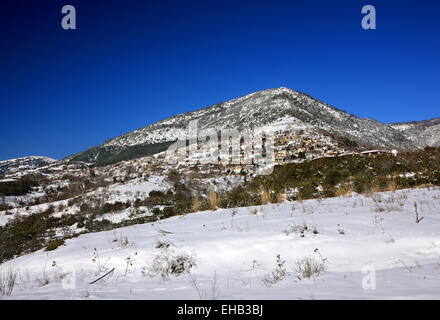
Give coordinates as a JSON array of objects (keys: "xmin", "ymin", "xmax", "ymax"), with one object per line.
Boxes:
[{"xmin": 66, "ymin": 87, "xmax": 420, "ymax": 166}]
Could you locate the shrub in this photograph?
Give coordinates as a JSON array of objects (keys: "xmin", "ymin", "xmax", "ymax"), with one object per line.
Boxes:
[
  {"xmin": 334, "ymin": 183, "xmax": 352, "ymax": 196},
  {"xmin": 0, "ymin": 213, "xmax": 48, "ymax": 262},
  {"xmin": 388, "ymin": 179, "xmax": 398, "ymax": 192},
  {"xmin": 353, "ymin": 174, "xmax": 369, "ymax": 194},
  {"xmin": 295, "ymin": 256, "xmax": 326, "ymax": 279},
  {"xmin": 146, "ymin": 190, "xmax": 172, "ymax": 207},
  {"xmin": 324, "ymin": 169, "xmax": 344, "ymax": 186},
  {"xmin": 374, "ymin": 176, "xmax": 389, "ymax": 191},
  {"xmin": 45, "ymin": 239, "xmax": 65, "ymax": 251},
  {"xmin": 146, "ymin": 246, "xmax": 196, "ymax": 280},
  {"xmin": 192, "ymin": 196, "xmax": 200, "ymax": 212},
  {"xmin": 85, "ymin": 219, "xmax": 113, "ymax": 232},
  {"xmin": 298, "ymin": 182, "xmax": 316, "ymax": 200},
  {"xmin": 0, "ymin": 203, "xmax": 10, "ymax": 211},
  {"xmin": 208, "ymin": 191, "xmax": 218, "ymax": 211},
  {"xmin": 283, "ymin": 222, "xmax": 309, "ymax": 237},
  {"xmin": 277, "ymin": 192, "xmax": 286, "ymax": 203},
  {"xmin": 0, "ymin": 175, "xmax": 42, "ymax": 196},
  {"xmin": 155, "ymin": 240, "xmax": 171, "ymax": 249},
  {"xmin": 220, "ymin": 186, "xmax": 259, "ymax": 208},
  {"xmin": 260, "ymin": 188, "xmax": 270, "ymax": 205},
  {"xmin": 151, "ymin": 207, "xmax": 161, "ymax": 215},
  {"xmin": 102, "ymin": 201, "xmax": 131, "ymax": 213},
  {"xmin": 262, "ymin": 255, "xmax": 287, "ymax": 286},
  {"xmin": 161, "ymin": 206, "xmax": 178, "ymax": 219},
  {"xmin": 0, "ymin": 268, "xmax": 17, "ymax": 296},
  {"xmin": 67, "ymin": 196, "xmax": 82, "ymax": 207}
]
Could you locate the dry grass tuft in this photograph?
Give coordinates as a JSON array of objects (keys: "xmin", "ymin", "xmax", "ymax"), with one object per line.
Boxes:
[
  {"xmin": 295, "ymin": 256, "xmax": 326, "ymax": 279},
  {"xmin": 260, "ymin": 188, "xmax": 270, "ymax": 205},
  {"xmin": 208, "ymin": 191, "xmax": 218, "ymax": 211},
  {"xmin": 370, "ymin": 185, "xmax": 382, "ymax": 193},
  {"xmin": 388, "ymin": 180, "xmax": 398, "ymax": 192},
  {"xmin": 0, "ymin": 268, "xmax": 17, "ymax": 296},
  {"xmin": 277, "ymin": 192, "xmax": 286, "ymax": 203},
  {"xmin": 192, "ymin": 195, "xmax": 200, "ymax": 212},
  {"xmin": 335, "ymin": 183, "xmax": 353, "ymax": 197}
]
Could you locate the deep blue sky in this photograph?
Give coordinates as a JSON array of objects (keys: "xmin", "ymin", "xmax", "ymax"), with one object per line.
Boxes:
[{"xmin": 1, "ymin": 0, "xmax": 439, "ymax": 160}]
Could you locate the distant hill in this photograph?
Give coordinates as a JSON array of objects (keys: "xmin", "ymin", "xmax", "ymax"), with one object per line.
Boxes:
[
  {"xmin": 0, "ymin": 156, "xmax": 56, "ymax": 176},
  {"xmin": 390, "ymin": 117, "xmax": 440, "ymax": 148}
]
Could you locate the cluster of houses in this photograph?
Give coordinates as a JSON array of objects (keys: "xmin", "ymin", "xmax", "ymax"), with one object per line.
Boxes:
[
  {"xmin": 127, "ymin": 129, "xmax": 398, "ymax": 176},
  {"xmin": 273, "ymin": 130, "xmax": 397, "ymax": 165},
  {"xmin": 273, "ymin": 130, "xmax": 345, "ymax": 164}
]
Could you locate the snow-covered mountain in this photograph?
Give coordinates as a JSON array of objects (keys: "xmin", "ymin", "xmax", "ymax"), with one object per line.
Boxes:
[
  {"xmin": 68, "ymin": 87, "xmax": 419, "ymax": 165},
  {"xmin": 0, "ymin": 156, "xmax": 56, "ymax": 176},
  {"xmin": 390, "ymin": 117, "xmax": 440, "ymax": 148}
]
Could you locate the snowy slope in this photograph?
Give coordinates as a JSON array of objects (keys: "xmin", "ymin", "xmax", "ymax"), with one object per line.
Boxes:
[
  {"xmin": 0, "ymin": 156, "xmax": 56, "ymax": 176},
  {"xmin": 391, "ymin": 117, "xmax": 440, "ymax": 148},
  {"xmin": 100, "ymin": 88, "xmax": 413, "ymax": 150},
  {"xmin": 2, "ymin": 187, "xmax": 440, "ymax": 299}
]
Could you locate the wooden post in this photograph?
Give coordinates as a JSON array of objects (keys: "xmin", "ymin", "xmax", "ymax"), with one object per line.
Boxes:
[{"xmin": 414, "ymin": 202, "xmax": 419, "ymax": 223}]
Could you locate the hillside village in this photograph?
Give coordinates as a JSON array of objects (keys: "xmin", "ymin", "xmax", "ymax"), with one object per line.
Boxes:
[
  {"xmin": 0, "ymin": 127, "xmax": 401, "ymax": 211},
  {"xmin": 141, "ymin": 129, "xmax": 397, "ymax": 176}
]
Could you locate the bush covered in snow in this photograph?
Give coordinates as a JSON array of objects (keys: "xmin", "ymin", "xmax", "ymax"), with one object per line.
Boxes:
[
  {"xmin": 145, "ymin": 245, "xmax": 196, "ymax": 280},
  {"xmin": 0, "ymin": 268, "xmax": 17, "ymax": 296},
  {"xmin": 295, "ymin": 256, "xmax": 327, "ymax": 279}
]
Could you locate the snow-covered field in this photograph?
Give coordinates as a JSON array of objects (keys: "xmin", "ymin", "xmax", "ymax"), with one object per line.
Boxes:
[{"xmin": 1, "ymin": 187, "xmax": 440, "ymax": 300}]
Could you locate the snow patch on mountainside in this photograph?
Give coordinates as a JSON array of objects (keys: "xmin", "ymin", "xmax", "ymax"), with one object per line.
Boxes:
[{"xmin": 0, "ymin": 156, "xmax": 56, "ymax": 176}]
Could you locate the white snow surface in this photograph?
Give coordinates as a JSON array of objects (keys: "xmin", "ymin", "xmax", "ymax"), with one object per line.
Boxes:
[{"xmin": 1, "ymin": 187, "xmax": 440, "ymax": 300}]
